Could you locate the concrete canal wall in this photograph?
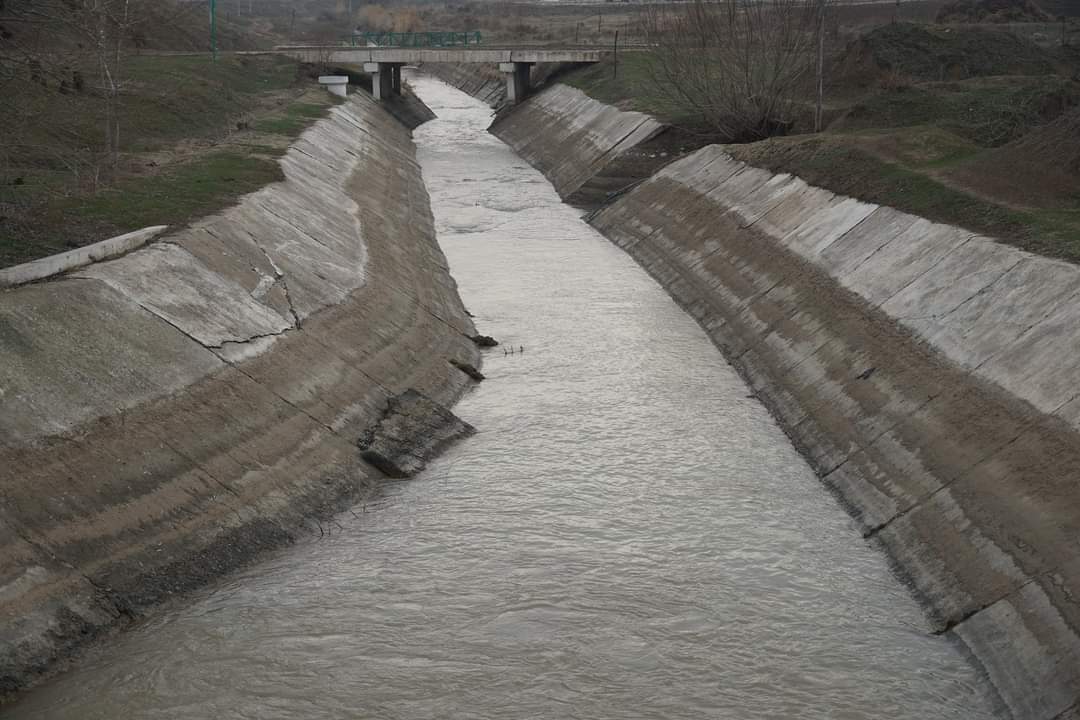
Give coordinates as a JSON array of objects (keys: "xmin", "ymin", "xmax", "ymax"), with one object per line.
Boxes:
[
  {"xmin": 422, "ymin": 62, "xmax": 507, "ymax": 108},
  {"xmin": 0, "ymin": 92, "xmax": 480, "ymax": 697},
  {"xmin": 478, "ymin": 80, "xmax": 1080, "ymax": 720}
]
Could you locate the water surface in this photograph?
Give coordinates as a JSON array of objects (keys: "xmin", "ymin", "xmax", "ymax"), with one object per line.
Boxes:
[{"xmin": 1, "ymin": 76, "xmax": 999, "ymax": 720}]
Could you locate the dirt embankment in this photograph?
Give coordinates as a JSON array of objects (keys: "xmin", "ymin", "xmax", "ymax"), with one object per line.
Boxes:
[
  {"xmin": 447, "ymin": 74, "xmax": 1080, "ymax": 720},
  {"xmin": 0, "ymin": 91, "xmax": 480, "ymax": 700}
]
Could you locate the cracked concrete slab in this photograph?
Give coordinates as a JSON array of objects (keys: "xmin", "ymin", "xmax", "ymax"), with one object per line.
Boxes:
[
  {"xmin": 0, "ymin": 90, "xmax": 480, "ymax": 697},
  {"xmin": 818, "ymin": 207, "xmax": 922, "ymax": 279},
  {"xmin": 0, "ymin": 279, "xmax": 223, "ymax": 445},
  {"xmin": 841, "ymin": 222, "xmax": 974, "ymax": 307},
  {"xmin": 75, "ymin": 243, "xmax": 294, "ymax": 348},
  {"xmin": 881, "ymin": 236, "xmax": 1023, "ymax": 356},
  {"xmin": 981, "ymin": 298, "xmax": 1080, "ymax": 416},
  {"xmin": 930, "ymin": 256, "xmax": 1080, "ymax": 374},
  {"xmin": 782, "ymin": 196, "xmax": 877, "ymax": 258}
]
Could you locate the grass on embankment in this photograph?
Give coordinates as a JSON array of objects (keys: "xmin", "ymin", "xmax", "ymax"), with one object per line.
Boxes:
[
  {"xmin": 725, "ymin": 134, "xmax": 1080, "ymax": 262},
  {"xmin": 561, "ymin": 23, "xmax": 1080, "ymax": 263},
  {"xmin": 562, "ymin": 52, "xmax": 702, "ymax": 126},
  {"xmin": 0, "ymin": 54, "xmax": 339, "ymax": 268}
]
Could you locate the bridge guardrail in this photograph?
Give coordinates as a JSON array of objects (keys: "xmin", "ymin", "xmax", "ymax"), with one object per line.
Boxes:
[{"xmin": 347, "ymin": 31, "xmax": 483, "ymax": 48}]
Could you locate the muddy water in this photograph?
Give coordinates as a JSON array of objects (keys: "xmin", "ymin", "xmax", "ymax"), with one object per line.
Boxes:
[{"xmin": 1, "ymin": 77, "xmax": 1000, "ymax": 719}]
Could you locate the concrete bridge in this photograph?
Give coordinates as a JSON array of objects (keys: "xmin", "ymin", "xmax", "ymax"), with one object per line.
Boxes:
[{"xmin": 276, "ymin": 46, "xmax": 609, "ymax": 104}]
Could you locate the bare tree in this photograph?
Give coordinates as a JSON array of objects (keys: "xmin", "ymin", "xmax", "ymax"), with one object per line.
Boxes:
[
  {"xmin": 642, "ymin": 0, "xmax": 829, "ymax": 142},
  {"xmin": 1, "ymin": 0, "xmax": 158, "ymax": 173}
]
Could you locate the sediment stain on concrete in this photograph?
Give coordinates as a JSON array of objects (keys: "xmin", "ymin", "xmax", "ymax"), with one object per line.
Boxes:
[
  {"xmin": 484, "ymin": 80, "xmax": 1080, "ymax": 719},
  {"xmin": 0, "ymin": 92, "xmax": 480, "ymax": 698}
]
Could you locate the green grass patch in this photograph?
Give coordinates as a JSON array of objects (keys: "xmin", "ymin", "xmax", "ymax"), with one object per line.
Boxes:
[
  {"xmin": 74, "ymin": 152, "xmax": 282, "ymax": 229},
  {"xmin": 234, "ymin": 143, "xmax": 290, "ymax": 157},
  {"xmin": 252, "ymin": 102, "xmax": 332, "ymax": 135},
  {"xmin": 562, "ymin": 53, "xmax": 704, "ymax": 126},
  {"xmin": 0, "ymin": 53, "xmax": 344, "ymax": 268},
  {"xmin": 2, "ymin": 55, "xmax": 306, "ymax": 157},
  {"xmin": 0, "ymin": 152, "xmax": 282, "ymax": 267}
]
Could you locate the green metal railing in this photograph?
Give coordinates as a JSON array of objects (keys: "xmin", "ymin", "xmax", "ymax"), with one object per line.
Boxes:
[{"xmin": 347, "ymin": 31, "xmax": 483, "ymax": 48}]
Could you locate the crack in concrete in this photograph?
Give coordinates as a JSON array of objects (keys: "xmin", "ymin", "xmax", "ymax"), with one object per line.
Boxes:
[
  {"xmin": 839, "ymin": 219, "xmax": 909, "ymax": 280},
  {"xmin": 889, "ymin": 257, "xmax": 1025, "ymax": 326},
  {"xmin": 939, "ymin": 575, "xmax": 1038, "ymax": 636},
  {"xmin": 242, "ymin": 229, "xmax": 303, "ymax": 330},
  {"xmin": 227, "ymin": 361, "xmax": 340, "ymax": 438},
  {"xmin": 254, "ymin": 200, "xmax": 339, "ymax": 255},
  {"xmin": 148, "ymin": 434, "xmax": 264, "ymax": 534},
  {"xmin": 864, "ymin": 428, "xmax": 1028, "ymax": 540},
  {"xmin": 209, "ymin": 327, "xmax": 293, "ymax": 351},
  {"xmin": 1052, "ymin": 390, "xmax": 1080, "ymax": 416},
  {"xmin": 737, "ymin": 180, "xmax": 800, "ymax": 231},
  {"xmin": 808, "ymin": 204, "xmax": 876, "ymax": 259},
  {"xmin": 5, "ymin": 518, "xmax": 131, "ymax": 619},
  {"xmin": 924, "ymin": 258, "xmax": 1024, "ymax": 322},
  {"xmin": 1052, "ymin": 700, "xmax": 1080, "ymax": 720},
  {"xmin": 580, "ymin": 118, "xmax": 662, "ymax": 193},
  {"xmin": 874, "ymin": 234, "xmax": 977, "ymax": 311},
  {"xmin": 971, "ymin": 285, "xmax": 1080, "ymax": 374}
]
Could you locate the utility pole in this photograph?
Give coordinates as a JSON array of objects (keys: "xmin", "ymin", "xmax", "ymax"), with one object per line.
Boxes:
[
  {"xmin": 613, "ymin": 30, "xmax": 618, "ymax": 78},
  {"xmin": 815, "ymin": 0, "xmax": 825, "ymax": 132},
  {"xmin": 209, "ymin": 0, "xmax": 217, "ymax": 62},
  {"xmin": 598, "ymin": 12, "xmax": 602, "ymax": 33}
]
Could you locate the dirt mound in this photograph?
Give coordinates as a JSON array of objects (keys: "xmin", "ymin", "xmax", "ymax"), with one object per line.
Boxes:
[
  {"xmin": 836, "ymin": 23, "xmax": 1057, "ymax": 87},
  {"xmin": 937, "ymin": 0, "xmax": 1052, "ymax": 23},
  {"xmin": 834, "ymin": 75, "xmax": 1080, "ymax": 146},
  {"xmin": 945, "ymin": 105, "xmax": 1080, "ymax": 207}
]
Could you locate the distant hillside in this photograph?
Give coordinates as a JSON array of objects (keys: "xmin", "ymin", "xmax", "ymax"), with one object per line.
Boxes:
[
  {"xmin": 945, "ymin": 105, "xmax": 1080, "ymax": 208},
  {"xmin": 1036, "ymin": 0, "xmax": 1080, "ymax": 17},
  {"xmin": 836, "ymin": 22, "xmax": 1058, "ymax": 88},
  {"xmin": 937, "ymin": 0, "xmax": 1052, "ymax": 23}
]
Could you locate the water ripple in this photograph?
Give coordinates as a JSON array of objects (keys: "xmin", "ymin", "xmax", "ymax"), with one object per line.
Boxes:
[{"xmin": 0, "ymin": 75, "xmax": 1001, "ymax": 720}]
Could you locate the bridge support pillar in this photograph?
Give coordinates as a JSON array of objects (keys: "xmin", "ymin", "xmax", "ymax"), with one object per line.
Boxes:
[
  {"xmin": 363, "ymin": 62, "xmax": 404, "ymax": 101},
  {"xmin": 498, "ymin": 62, "xmax": 533, "ymax": 105}
]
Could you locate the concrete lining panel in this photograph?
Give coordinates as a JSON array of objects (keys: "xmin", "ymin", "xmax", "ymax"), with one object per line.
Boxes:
[
  {"xmin": 75, "ymin": 243, "xmax": 293, "ymax": 348},
  {"xmin": 818, "ymin": 207, "xmax": 920, "ymax": 280},
  {"xmin": 0, "ymin": 279, "xmax": 223, "ymax": 445},
  {"xmin": 841, "ymin": 222, "xmax": 973, "ymax": 307}
]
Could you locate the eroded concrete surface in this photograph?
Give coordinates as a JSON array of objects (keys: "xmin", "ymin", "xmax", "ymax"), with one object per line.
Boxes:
[
  {"xmin": 493, "ymin": 84, "xmax": 1080, "ymax": 719},
  {"xmin": 0, "ymin": 92, "xmax": 480, "ymax": 697}
]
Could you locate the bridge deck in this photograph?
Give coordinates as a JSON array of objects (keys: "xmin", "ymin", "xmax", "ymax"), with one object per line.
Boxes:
[{"xmin": 275, "ymin": 46, "xmax": 608, "ymax": 65}]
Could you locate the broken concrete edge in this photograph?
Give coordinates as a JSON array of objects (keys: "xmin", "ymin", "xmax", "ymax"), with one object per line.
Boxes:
[
  {"xmin": 358, "ymin": 389, "xmax": 477, "ymax": 479},
  {"xmin": 449, "ymin": 358, "xmax": 485, "ymax": 381},
  {"xmin": 0, "ymin": 94, "xmax": 400, "ymax": 446},
  {"xmin": 0, "ymin": 92, "xmax": 481, "ymax": 701},
  {"xmin": 0, "ymin": 226, "xmax": 168, "ymax": 290},
  {"xmin": 487, "ymin": 81, "xmax": 1080, "ymax": 719}
]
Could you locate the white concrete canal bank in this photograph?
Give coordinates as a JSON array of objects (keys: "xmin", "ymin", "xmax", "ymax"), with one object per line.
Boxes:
[
  {"xmin": 0, "ymin": 91, "xmax": 480, "ymax": 698},
  {"xmin": 471, "ymin": 78, "xmax": 1080, "ymax": 720}
]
